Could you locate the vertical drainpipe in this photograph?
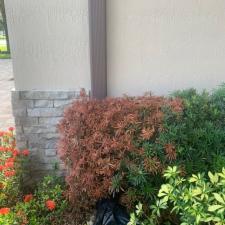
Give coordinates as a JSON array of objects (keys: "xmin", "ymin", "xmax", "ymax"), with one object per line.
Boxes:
[{"xmin": 88, "ymin": 0, "xmax": 107, "ymax": 99}]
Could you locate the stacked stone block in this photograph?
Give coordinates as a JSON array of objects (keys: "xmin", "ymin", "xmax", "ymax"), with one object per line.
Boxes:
[{"xmin": 11, "ymin": 90, "xmax": 80, "ymax": 179}]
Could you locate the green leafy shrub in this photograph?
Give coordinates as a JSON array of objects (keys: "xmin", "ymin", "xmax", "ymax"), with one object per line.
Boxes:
[
  {"xmin": 15, "ymin": 176, "xmax": 67, "ymax": 225},
  {"xmin": 162, "ymin": 87, "xmax": 225, "ymax": 173},
  {"xmin": 129, "ymin": 166, "xmax": 225, "ymax": 225},
  {"xmin": 0, "ymin": 210, "xmax": 18, "ymax": 225},
  {"xmin": 211, "ymin": 83, "xmax": 225, "ymax": 126},
  {"xmin": 0, "ymin": 128, "xmax": 29, "ymax": 207},
  {"xmin": 0, "ymin": 175, "xmax": 67, "ymax": 225},
  {"xmin": 0, "ymin": 128, "xmax": 68, "ymax": 225},
  {"xmin": 158, "ymin": 166, "xmax": 225, "ymax": 224},
  {"xmin": 113, "ymin": 86, "xmax": 225, "ymax": 219}
]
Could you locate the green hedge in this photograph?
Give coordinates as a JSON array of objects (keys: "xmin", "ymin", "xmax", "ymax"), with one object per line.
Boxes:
[{"xmin": 112, "ymin": 84, "xmax": 225, "ymax": 217}]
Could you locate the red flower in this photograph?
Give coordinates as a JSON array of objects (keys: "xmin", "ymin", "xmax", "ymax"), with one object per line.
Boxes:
[
  {"xmin": 22, "ymin": 149, "xmax": 30, "ymax": 156},
  {"xmin": 13, "ymin": 150, "xmax": 20, "ymax": 157},
  {"xmin": 0, "ymin": 165, "xmax": 4, "ymax": 171},
  {"xmin": 45, "ymin": 200, "xmax": 56, "ymax": 211},
  {"xmin": 0, "ymin": 147, "xmax": 6, "ymax": 152},
  {"xmin": 5, "ymin": 162, "xmax": 14, "ymax": 168},
  {"xmin": 24, "ymin": 194, "xmax": 33, "ymax": 203},
  {"xmin": 8, "ymin": 127, "xmax": 14, "ymax": 132},
  {"xmin": 0, "ymin": 132, "xmax": 4, "ymax": 137},
  {"xmin": 1, "ymin": 147, "xmax": 10, "ymax": 152},
  {"xmin": 4, "ymin": 170, "xmax": 16, "ymax": 177},
  {"xmin": 0, "ymin": 208, "xmax": 10, "ymax": 215},
  {"xmin": 6, "ymin": 157, "xmax": 15, "ymax": 163}
]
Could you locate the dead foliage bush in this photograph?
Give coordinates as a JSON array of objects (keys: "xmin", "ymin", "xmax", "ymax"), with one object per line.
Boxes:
[{"xmin": 58, "ymin": 96, "xmax": 182, "ymax": 223}]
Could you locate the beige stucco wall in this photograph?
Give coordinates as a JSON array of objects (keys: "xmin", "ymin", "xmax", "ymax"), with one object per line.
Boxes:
[
  {"xmin": 5, "ymin": 0, "xmax": 225, "ymax": 95},
  {"xmin": 107, "ymin": 0, "xmax": 225, "ymax": 96},
  {"xmin": 5, "ymin": 0, "xmax": 91, "ymax": 91}
]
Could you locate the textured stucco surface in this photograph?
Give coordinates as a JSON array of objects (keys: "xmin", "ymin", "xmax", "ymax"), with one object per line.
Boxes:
[
  {"xmin": 5, "ymin": 0, "xmax": 91, "ymax": 91},
  {"xmin": 5, "ymin": 0, "xmax": 225, "ymax": 96},
  {"xmin": 107, "ymin": 0, "xmax": 225, "ymax": 96}
]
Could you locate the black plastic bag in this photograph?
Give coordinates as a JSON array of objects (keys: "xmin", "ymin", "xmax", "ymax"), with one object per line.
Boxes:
[{"xmin": 94, "ymin": 199, "xmax": 130, "ymax": 225}]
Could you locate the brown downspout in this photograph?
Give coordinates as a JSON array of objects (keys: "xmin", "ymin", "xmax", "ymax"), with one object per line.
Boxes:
[{"xmin": 88, "ymin": 0, "xmax": 107, "ymax": 99}]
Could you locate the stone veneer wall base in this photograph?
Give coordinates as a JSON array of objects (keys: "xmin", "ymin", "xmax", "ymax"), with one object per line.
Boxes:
[{"xmin": 11, "ymin": 90, "xmax": 81, "ymax": 182}]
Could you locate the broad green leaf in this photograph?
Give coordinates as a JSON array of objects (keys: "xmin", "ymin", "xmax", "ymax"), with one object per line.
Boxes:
[
  {"xmin": 158, "ymin": 184, "xmax": 171, "ymax": 197},
  {"xmin": 196, "ymin": 214, "xmax": 201, "ymax": 224},
  {"xmin": 213, "ymin": 193, "xmax": 225, "ymax": 204},
  {"xmin": 135, "ymin": 202, "xmax": 143, "ymax": 216},
  {"xmin": 192, "ymin": 187, "xmax": 202, "ymax": 196},
  {"xmin": 189, "ymin": 175, "xmax": 198, "ymax": 183},
  {"xmin": 208, "ymin": 171, "xmax": 219, "ymax": 184},
  {"xmin": 208, "ymin": 205, "xmax": 223, "ymax": 212}
]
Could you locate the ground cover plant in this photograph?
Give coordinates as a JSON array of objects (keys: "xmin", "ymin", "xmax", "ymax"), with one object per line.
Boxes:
[
  {"xmin": 0, "ymin": 43, "xmax": 10, "ymax": 59},
  {"xmin": 0, "ymin": 44, "xmax": 6, "ymax": 51},
  {"xmin": 0, "ymin": 53, "xmax": 10, "ymax": 59}
]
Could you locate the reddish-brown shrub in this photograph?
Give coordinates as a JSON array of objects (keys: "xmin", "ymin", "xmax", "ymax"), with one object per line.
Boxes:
[{"xmin": 58, "ymin": 96, "xmax": 181, "ymax": 222}]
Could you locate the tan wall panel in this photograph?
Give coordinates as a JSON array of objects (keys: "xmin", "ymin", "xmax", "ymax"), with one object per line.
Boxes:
[
  {"xmin": 107, "ymin": 0, "xmax": 225, "ymax": 96},
  {"xmin": 5, "ymin": 0, "xmax": 91, "ymax": 91}
]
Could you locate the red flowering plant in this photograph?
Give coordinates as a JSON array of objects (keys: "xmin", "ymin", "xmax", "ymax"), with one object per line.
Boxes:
[
  {"xmin": 14, "ymin": 176, "xmax": 67, "ymax": 225},
  {"xmin": 0, "ymin": 128, "xmax": 29, "ymax": 207},
  {"xmin": 0, "ymin": 128, "xmax": 67, "ymax": 225},
  {"xmin": 0, "ymin": 206, "xmax": 18, "ymax": 225},
  {"xmin": 46, "ymin": 200, "xmax": 56, "ymax": 211}
]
